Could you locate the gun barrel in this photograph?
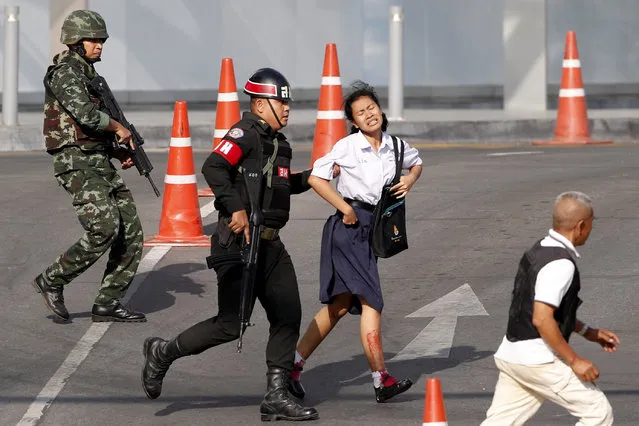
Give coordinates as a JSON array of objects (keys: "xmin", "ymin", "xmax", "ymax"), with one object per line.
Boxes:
[
  {"xmin": 236, "ymin": 161, "xmax": 263, "ymax": 355},
  {"xmin": 237, "ymin": 324, "xmax": 246, "ymax": 353},
  {"xmin": 146, "ymin": 174, "xmax": 161, "ymax": 197}
]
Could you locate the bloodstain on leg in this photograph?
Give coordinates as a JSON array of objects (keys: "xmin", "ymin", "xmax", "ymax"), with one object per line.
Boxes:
[{"xmin": 366, "ymin": 330, "xmax": 385, "ymax": 371}]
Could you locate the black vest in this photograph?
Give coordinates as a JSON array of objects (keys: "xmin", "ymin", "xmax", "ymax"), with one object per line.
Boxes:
[
  {"xmin": 506, "ymin": 238, "xmax": 582, "ymax": 343},
  {"xmin": 236, "ymin": 122, "xmax": 293, "ymax": 229}
]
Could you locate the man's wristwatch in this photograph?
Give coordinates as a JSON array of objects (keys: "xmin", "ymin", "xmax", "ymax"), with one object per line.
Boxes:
[{"xmin": 577, "ymin": 324, "xmax": 590, "ymax": 336}]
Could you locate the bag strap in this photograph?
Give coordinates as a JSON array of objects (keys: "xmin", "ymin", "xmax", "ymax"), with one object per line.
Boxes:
[{"xmin": 390, "ymin": 135, "xmax": 404, "ymax": 185}]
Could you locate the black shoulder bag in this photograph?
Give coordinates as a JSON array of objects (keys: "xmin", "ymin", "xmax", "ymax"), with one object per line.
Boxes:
[{"xmin": 371, "ymin": 136, "xmax": 408, "ymax": 258}]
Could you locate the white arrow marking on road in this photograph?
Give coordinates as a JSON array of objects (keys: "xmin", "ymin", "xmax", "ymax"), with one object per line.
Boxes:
[{"xmin": 390, "ymin": 283, "xmax": 488, "ymax": 361}]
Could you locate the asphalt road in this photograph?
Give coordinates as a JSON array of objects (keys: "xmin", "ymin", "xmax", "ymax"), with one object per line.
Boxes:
[{"xmin": 1, "ymin": 144, "xmax": 638, "ymax": 425}]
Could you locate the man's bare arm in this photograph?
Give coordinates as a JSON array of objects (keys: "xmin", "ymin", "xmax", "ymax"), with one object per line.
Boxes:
[
  {"xmin": 533, "ymin": 302, "xmax": 578, "ymax": 364},
  {"xmin": 533, "ymin": 301, "xmax": 599, "ymax": 381}
]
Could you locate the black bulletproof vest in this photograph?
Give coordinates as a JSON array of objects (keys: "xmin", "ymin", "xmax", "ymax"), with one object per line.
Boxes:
[
  {"xmin": 258, "ymin": 138, "xmax": 292, "ymax": 228},
  {"xmin": 237, "ymin": 126, "xmax": 293, "ymax": 229},
  {"xmin": 506, "ymin": 238, "xmax": 582, "ymax": 343}
]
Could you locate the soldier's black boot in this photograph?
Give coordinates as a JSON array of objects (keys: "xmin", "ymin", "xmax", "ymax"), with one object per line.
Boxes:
[
  {"xmin": 91, "ymin": 300, "xmax": 146, "ymax": 322},
  {"xmin": 32, "ymin": 276, "xmax": 69, "ymax": 321},
  {"xmin": 141, "ymin": 337, "xmax": 185, "ymax": 399},
  {"xmin": 260, "ymin": 367, "xmax": 319, "ymax": 422}
]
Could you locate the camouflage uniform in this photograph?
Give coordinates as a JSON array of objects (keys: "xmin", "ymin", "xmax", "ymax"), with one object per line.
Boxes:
[{"xmin": 38, "ymin": 12, "xmax": 143, "ymax": 306}]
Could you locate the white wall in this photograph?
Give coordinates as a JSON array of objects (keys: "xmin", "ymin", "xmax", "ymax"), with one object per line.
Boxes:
[
  {"xmin": 0, "ymin": 0, "xmax": 50, "ymax": 97},
  {"xmin": 2, "ymin": 0, "xmax": 639, "ymax": 104},
  {"xmin": 95, "ymin": 0, "xmax": 505, "ymax": 92},
  {"xmin": 547, "ymin": 0, "xmax": 639, "ymax": 85}
]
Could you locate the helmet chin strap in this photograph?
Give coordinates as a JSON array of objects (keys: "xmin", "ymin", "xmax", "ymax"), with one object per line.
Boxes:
[
  {"xmin": 266, "ymin": 98, "xmax": 284, "ymax": 129},
  {"xmin": 73, "ymin": 42, "xmax": 101, "ymax": 63}
]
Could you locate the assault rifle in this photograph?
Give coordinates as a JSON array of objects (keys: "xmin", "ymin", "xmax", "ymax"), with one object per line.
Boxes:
[
  {"xmin": 237, "ymin": 159, "xmax": 264, "ymax": 353},
  {"xmin": 89, "ymin": 76, "xmax": 161, "ymax": 197}
]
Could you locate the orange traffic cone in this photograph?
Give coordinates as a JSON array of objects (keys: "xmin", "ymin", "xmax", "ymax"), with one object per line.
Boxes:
[
  {"xmin": 309, "ymin": 43, "xmax": 347, "ymax": 168},
  {"xmin": 533, "ymin": 31, "xmax": 612, "ymax": 146},
  {"xmin": 145, "ymin": 101, "xmax": 210, "ymax": 247},
  {"xmin": 423, "ymin": 378, "xmax": 448, "ymax": 426},
  {"xmin": 199, "ymin": 58, "xmax": 242, "ymax": 197}
]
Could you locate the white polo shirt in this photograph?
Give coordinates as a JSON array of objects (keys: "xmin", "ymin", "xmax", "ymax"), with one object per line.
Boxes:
[
  {"xmin": 311, "ymin": 131, "xmax": 423, "ymax": 205},
  {"xmin": 494, "ymin": 229, "xmax": 580, "ymax": 365}
]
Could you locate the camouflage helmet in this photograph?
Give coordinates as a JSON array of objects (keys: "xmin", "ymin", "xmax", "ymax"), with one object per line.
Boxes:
[{"xmin": 60, "ymin": 10, "xmax": 109, "ymax": 45}]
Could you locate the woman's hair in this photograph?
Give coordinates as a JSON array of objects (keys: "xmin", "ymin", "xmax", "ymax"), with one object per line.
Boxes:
[{"xmin": 343, "ymin": 80, "xmax": 388, "ymax": 134}]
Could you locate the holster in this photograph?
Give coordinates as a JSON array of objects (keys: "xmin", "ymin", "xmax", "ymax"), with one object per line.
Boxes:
[
  {"xmin": 216, "ymin": 216, "xmax": 235, "ymax": 248},
  {"xmin": 205, "ymin": 217, "xmax": 243, "ymax": 270}
]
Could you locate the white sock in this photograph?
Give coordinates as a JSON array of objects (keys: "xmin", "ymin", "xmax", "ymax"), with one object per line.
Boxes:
[
  {"xmin": 372, "ymin": 370, "xmax": 383, "ymax": 388},
  {"xmin": 372, "ymin": 369, "xmax": 394, "ymax": 388},
  {"xmin": 292, "ymin": 351, "xmax": 306, "ymax": 381}
]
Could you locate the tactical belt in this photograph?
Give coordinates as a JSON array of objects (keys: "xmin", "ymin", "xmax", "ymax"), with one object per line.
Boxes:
[
  {"xmin": 219, "ymin": 216, "xmax": 279, "ymax": 241},
  {"xmin": 261, "ymin": 227, "xmax": 279, "ymax": 241}
]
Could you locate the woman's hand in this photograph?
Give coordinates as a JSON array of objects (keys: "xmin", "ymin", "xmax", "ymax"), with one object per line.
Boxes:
[
  {"xmin": 390, "ymin": 175, "xmax": 416, "ymax": 198},
  {"xmin": 342, "ymin": 206, "xmax": 358, "ymax": 225}
]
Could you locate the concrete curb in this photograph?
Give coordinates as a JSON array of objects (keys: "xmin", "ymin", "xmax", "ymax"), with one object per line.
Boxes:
[{"xmin": 3, "ymin": 117, "xmax": 639, "ymax": 151}]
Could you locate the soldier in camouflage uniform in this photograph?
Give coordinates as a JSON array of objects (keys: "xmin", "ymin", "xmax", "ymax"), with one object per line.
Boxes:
[{"xmin": 32, "ymin": 10, "xmax": 146, "ymax": 323}]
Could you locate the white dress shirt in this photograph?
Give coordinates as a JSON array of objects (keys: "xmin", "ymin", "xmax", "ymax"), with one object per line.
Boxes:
[
  {"xmin": 494, "ymin": 229, "xmax": 580, "ymax": 365},
  {"xmin": 311, "ymin": 131, "xmax": 423, "ymax": 205}
]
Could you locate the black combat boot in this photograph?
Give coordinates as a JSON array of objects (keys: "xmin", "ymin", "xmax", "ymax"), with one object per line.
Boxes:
[
  {"xmin": 32, "ymin": 276, "xmax": 69, "ymax": 321},
  {"xmin": 91, "ymin": 300, "xmax": 146, "ymax": 322},
  {"xmin": 260, "ymin": 367, "xmax": 318, "ymax": 421},
  {"xmin": 141, "ymin": 337, "xmax": 185, "ymax": 399}
]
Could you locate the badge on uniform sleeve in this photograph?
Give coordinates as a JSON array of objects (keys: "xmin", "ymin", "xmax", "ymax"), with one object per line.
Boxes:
[
  {"xmin": 227, "ymin": 128, "xmax": 244, "ymax": 139},
  {"xmin": 277, "ymin": 166, "xmax": 289, "ymax": 178},
  {"xmin": 213, "ymin": 139, "xmax": 243, "ymax": 165}
]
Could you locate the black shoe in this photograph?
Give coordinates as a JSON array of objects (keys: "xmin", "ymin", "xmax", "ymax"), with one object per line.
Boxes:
[
  {"xmin": 260, "ymin": 368, "xmax": 319, "ymax": 421},
  {"xmin": 142, "ymin": 337, "xmax": 184, "ymax": 399},
  {"xmin": 91, "ymin": 300, "xmax": 146, "ymax": 322},
  {"xmin": 287, "ymin": 365, "xmax": 306, "ymax": 400},
  {"xmin": 32, "ymin": 277, "xmax": 69, "ymax": 321},
  {"xmin": 375, "ymin": 376, "xmax": 413, "ymax": 403}
]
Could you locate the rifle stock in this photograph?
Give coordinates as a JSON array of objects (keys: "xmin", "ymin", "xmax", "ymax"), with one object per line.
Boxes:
[
  {"xmin": 89, "ymin": 76, "xmax": 161, "ymax": 197},
  {"xmin": 237, "ymin": 164, "xmax": 264, "ymax": 353}
]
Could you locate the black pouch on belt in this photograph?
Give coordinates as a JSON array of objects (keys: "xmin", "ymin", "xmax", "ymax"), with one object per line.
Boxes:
[
  {"xmin": 216, "ymin": 216, "xmax": 235, "ymax": 248},
  {"xmin": 206, "ymin": 218, "xmax": 243, "ymax": 270}
]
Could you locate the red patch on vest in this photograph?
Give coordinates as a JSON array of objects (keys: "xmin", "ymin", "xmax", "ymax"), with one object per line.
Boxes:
[{"xmin": 277, "ymin": 166, "xmax": 289, "ymax": 178}]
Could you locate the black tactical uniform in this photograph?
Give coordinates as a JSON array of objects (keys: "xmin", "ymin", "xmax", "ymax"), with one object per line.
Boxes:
[{"xmin": 141, "ymin": 68, "xmax": 319, "ymax": 422}]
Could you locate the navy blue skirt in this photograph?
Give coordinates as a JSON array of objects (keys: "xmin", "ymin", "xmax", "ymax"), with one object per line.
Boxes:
[{"xmin": 319, "ymin": 206, "xmax": 384, "ymax": 315}]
